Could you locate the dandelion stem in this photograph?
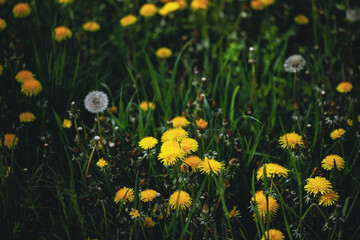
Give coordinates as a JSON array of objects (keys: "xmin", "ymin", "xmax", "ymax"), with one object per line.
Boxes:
[
  {"xmin": 102, "ymin": 201, "xmax": 109, "ymax": 240},
  {"xmin": 293, "ymin": 72, "xmax": 297, "ymax": 107},
  {"xmin": 83, "ymin": 144, "xmax": 96, "ymax": 190},
  {"xmin": 97, "ymin": 113, "xmax": 102, "ymax": 141},
  {"xmin": 250, "ymin": 63, "xmax": 256, "ymax": 105},
  {"xmin": 74, "ymin": 118, "xmax": 88, "ymax": 158}
]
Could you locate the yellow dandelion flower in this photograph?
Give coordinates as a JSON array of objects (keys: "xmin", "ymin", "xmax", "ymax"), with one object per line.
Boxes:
[
  {"xmin": 261, "ymin": 229, "xmax": 285, "ymax": 240},
  {"xmin": 336, "ymin": 81, "xmax": 353, "ymax": 93},
  {"xmin": 279, "ymin": 132, "xmax": 303, "ymax": 149},
  {"xmin": 144, "ymin": 216, "xmax": 155, "ymax": 228},
  {"xmin": 53, "ymin": 26, "xmax": 72, "ymax": 42},
  {"xmin": 347, "ymin": 119, "xmax": 353, "ymax": 127},
  {"xmin": 251, "ymin": 190, "xmax": 266, "ymax": 202},
  {"xmin": 158, "ymin": 141, "xmax": 186, "ymax": 166},
  {"xmin": 176, "ymin": 0, "xmax": 188, "ymax": 10},
  {"xmin": 108, "ymin": 106, "xmax": 118, "ymax": 114},
  {"xmin": 0, "ymin": 18, "xmax": 7, "ymax": 31},
  {"xmin": 190, "ymin": 0, "xmax": 208, "ymax": 10},
  {"xmin": 139, "ymin": 101, "xmax": 155, "ymax": 111},
  {"xmin": 199, "ymin": 157, "xmax": 224, "ymax": 175},
  {"xmin": 139, "ymin": 3, "xmax": 157, "ymax": 17},
  {"xmin": 180, "ymin": 138, "xmax": 198, "ymax": 154},
  {"xmin": 196, "ymin": 119, "xmax": 208, "ymax": 130},
  {"xmin": 294, "ymin": 14, "xmax": 309, "ymax": 25},
  {"xmin": 12, "ymin": 3, "xmax": 31, "ymax": 18},
  {"xmin": 120, "ymin": 15, "xmax": 137, "ymax": 27},
  {"xmin": 139, "ymin": 136, "xmax": 158, "ymax": 150},
  {"xmin": 321, "ymin": 154, "xmax": 344, "ymax": 171},
  {"xmin": 19, "ymin": 112, "xmax": 36, "ymax": 123},
  {"xmin": 180, "ymin": 155, "xmax": 202, "ymax": 172},
  {"xmin": 129, "ymin": 208, "xmax": 140, "ymax": 219},
  {"xmin": 156, "ymin": 47, "xmax": 172, "ymax": 58},
  {"xmin": 62, "ymin": 119, "xmax": 72, "ymax": 128},
  {"xmin": 3, "ymin": 133, "xmax": 19, "ymax": 149},
  {"xmin": 256, "ymin": 163, "xmax": 289, "ymax": 180},
  {"xmin": 228, "ymin": 206, "xmax": 240, "ymax": 218},
  {"xmin": 58, "ymin": 0, "xmax": 73, "ymax": 4},
  {"xmin": 21, "ymin": 78, "xmax": 42, "ymax": 96},
  {"xmin": 253, "ymin": 195, "xmax": 279, "ymax": 222},
  {"xmin": 172, "ymin": 116, "xmax": 190, "ymax": 128},
  {"xmin": 82, "ymin": 21, "xmax": 100, "ymax": 32},
  {"xmin": 319, "ymin": 191, "xmax": 339, "ymax": 207},
  {"xmin": 159, "ymin": 2, "xmax": 180, "ymax": 16},
  {"xmin": 161, "ymin": 128, "xmax": 188, "ymax": 142},
  {"xmin": 140, "ymin": 189, "xmax": 157, "ymax": 202},
  {"xmin": 304, "ymin": 176, "xmax": 332, "ymax": 196},
  {"xmin": 96, "ymin": 158, "xmax": 108, "ymax": 168},
  {"xmin": 250, "ymin": 0, "xmax": 266, "ymax": 10},
  {"xmin": 330, "ymin": 128, "xmax": 346, "ymax": 140},
  {"xmin": 15, "ymin": 70, "xmax": 34, "ymax": 83},
  {"xmin": 114, "ymin": 187, "xmax": 134, "ymax": 204},
  {"xmin": 169, "ymin": 190, "xmax": 192, "ymax": 210}
]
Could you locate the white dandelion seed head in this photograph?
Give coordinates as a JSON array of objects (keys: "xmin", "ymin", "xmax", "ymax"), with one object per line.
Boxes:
[
  {"xmin": 84, "ymin": 91, "xmax": 109, "ymax": 114},
  {"xmin": 346, "ymin": 9, "xmax": 360, "ymax": 22},
  {"xmin": 284, "ymin": 54, "xmax": 306, "ymax": 73}
]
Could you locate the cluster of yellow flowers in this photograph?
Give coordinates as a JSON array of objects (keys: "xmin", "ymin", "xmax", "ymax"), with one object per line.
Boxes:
[
  {"xmin": 304, "ymin": 176, "xmax": 339, "ymax": 207},
  {"xmin": 15, "ymin": 70, "xmax": 43, "ymax": 97}
]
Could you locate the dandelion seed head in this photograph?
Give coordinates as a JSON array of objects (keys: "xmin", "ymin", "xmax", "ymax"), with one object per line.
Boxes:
[
  {"xmin": 84, "ymin": 91, "xmax": 109, "ymax": 114},
  {"xmin": 283, "ymin": 54, "xmax": 306, "ymax": 73}
]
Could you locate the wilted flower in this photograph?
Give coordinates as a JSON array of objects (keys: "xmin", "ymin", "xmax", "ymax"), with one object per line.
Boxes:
[
  {"xmin": 336, "ymin": 81, "xmax": 353, "ymax": 93},
  {"xmin": 0, "ymin": 18, "xmax": 7, "ymax": 31},
  {"xmin": 120, "ymin": 15, "xmax": 137, "ymax": 27},
  {"xmin": 156, "ymin": 47, "xmax": 172, "ymax": 58},
  {"xmin": 12, "ymin": 3, "xmax": 31, "ymax": 18},
  {"xmin": 84, "ymin": 91, "xmax": 109, "ymax": 114},
  {"xmin": 53, "ymin": 26, "xmax": 72, "ymax": 42},
  {"xmin": 19, "ymin": 112, "xmax": 36, "ymax": 123},
  {"xmin": 168, "ymin": 190, "xmax": 192, "ymax": 210},
  {"xmin": 21, "ymin": 78, "xmax": 43, "ymax": 96},
  {"xmin": 82, "ymin": 21, "xmax": 100, "ymax": 32},
  {"xmin": 294, "ymin": 14, "xmax": 309, "ymax": 24},
  {"xmin": 139, "ymin": 3, "xmax": 157, "ymax": 17},
  {"xmin": 283, "ymin": 55, "xmax": 306, "ymax": 73}
]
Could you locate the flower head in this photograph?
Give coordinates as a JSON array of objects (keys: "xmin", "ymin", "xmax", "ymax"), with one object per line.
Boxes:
[
  {"xmin": 294, "ymin": 14, "xmax": 309, "ymax": 24},
  {"xmin": 172, "ymin": 116, "xmax": 190, "ymax": 128},
  {"xmin": 19, "ymin": 112, "xmax": 36, "ymax": 123},
  {"xmin": 21, "ymin": 78, "xmax": 42, "ymax": 96},
  {"xmin": 180, "ymin": 155, "xmax": 202, "ymax": 172},
  {"xmin": 180, "ymin": 138, "xmax": 198, "ymax": 154},
  {"xmin": 62, "ymin": 119, "xmax": 72, "ymax": 128},
  {"xmin": 129, "ymin": 208, "xmax": 140, "ymax": 219},
  {"xmin": 15, "ymin": 70, "xmax": 34, "ymax": 83},
  {"xmin": 13, "ymin": 3, "xmax": 31, "ymax": 18},
  {"xmin": 261, "ymin": 229, "xmax": 285, "ymax": 240},
  {"xmin": 139, "ymin": 136, "xmax": 158, "ymax": 150},
  {"xmin": 228, "ymin": 206, "xmax": 240, "ymax": 218},
  {"xmin": 319, "ymin": 191, "xmax": 339, "ymax": 207},
  {"xmin": 279, "ymin": 132, "xmax": 303, "ymax": 149},
  {"xmin": 168, "ymin": 190, "xmax": 192, "ymax": 210},
  {"xmin": 58, "ymin": 0, "xmax": 73, "ymax": 4},
  {"xmin": 159, "ymin": 2, "xmax": 180, "ymax": 15},
  {"xmin": 256, "ymin": 163, "xmax": 289, "ymax": 180},
  {"xmin": 199, "ymin": 157, "xmax": 225, "ymax": 175},
  {"xmin": 0, "ymin": 18, "xmax": 7, "ymax": 31},
  {"xmin": 144, "ymin": 217, "xmax": 155, "ymax": 228},
  {"xmin": 82, "ymin": 21, "xmax": 100, "ymax": 32},
  {"xmin": 53, "ymin": 26, "xmax": 72, "ymax": 42},
  {"xmin": 196, "ymin": 119, "xmax": 208, "ymax": 130},
  {"xmin": 156, "ymin": 47, "xmax": 172, "ymax": 58},
  {"xmin": 347, "ymin": 119, "xmax": 353, "ymax": 127},
  {"xmin": 161, "ymin": 128, "xmax": 188, "ymax": 142},
  {"xmin": 114, "ymin": 187, "xmax": 134, "ymax": 204},
  {"xmin": 120, "ymin": 15, "xmax": 137, "ymax": 27},
  {"xmin": 336, "ymin": 82, "xmax": 353, "ymax": 93},
  {"xmin": 3, "ymin": 134, "xmax": 19, "ymax": 149},
  {"xmin": 321, "ymin": 154, "xmax": 344, "ymax": 171},
  {"xmin": 158, "ymin": 141, "xmax": 186, "ymax": 166},
  {"xmin": 304, "ymin": 176, "xmax": 332, "ymax": 196},
  {"xmin": 284, "ymin": 54, "xmax": 306, "ymax": 73},
  {"xmin": 176, "ymin": 0, "xmax": 188, "ymax": 10},
  {"xmin": 253, "ymin": 195, "xmax": 279, "ymax": 222},
  {"xmin": 84, "ymin": 91, "xmax": 109, "ymax": 114},
  {"xmin": 140, "ymin": 101, "xmax": 155, "ymax": 111},
  {"xmin": 139, "ymin": 3, "xmax": 157, "ymax": 17},
  {"xmin": 140, "ymin": 189, "xmax": 157, "ymax": 202},
  {"xmin": 96, "ymin": 158, "xmax": 108, "ymax": 168},
  {"xmin": 250, "ymin": 0, "xmax": 266, "ymax": 10},
  {"xmin": 191, "ymin": 0, "xmax": 208, "ymax": 10},
  {"xmin": 330, "ymin": 128, "xmax": 345, "ymax": 140}
]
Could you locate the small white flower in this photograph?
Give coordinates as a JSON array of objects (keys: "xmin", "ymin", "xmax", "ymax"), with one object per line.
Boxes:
[
  {"xmin": 284, "ymin": 54, "xmax": 306, "ymax": 73},
  {"xmin": 84, "ymin": 91, "xmax": 109, "ymax": 114}
]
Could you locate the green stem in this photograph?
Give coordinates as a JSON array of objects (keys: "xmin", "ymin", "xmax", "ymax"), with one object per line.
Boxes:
[
  {"xmin": 102, "ymin": 201, "xmax": 109, "ymax": 240},
  {"xmin": 83, "ymin": 144, "xmax": 96, "ymax": 189}
]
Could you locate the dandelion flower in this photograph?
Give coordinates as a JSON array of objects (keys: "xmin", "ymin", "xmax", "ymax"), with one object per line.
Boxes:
[
  {"xmin": 3, "ymin": 133, "xmax": 19, "ymax": 149},
  {"xmin": 158, "ymin": 141, "xmax": 186, "ymax": 166},
  {"xmin": 172, "ymin": 116, "xmax": 190, "ymax": 128},
  {"xmin": 261, "ymin": 229, "xmax": 285, "ymax": 240},
  {"xmin": 256, "ymin": 163, "xmax": 289, "ymax": 180},
  {"xmin": 139, "ymin": 3, "xmax": 157, "ymax": 17},
  {"xmin": 140, "ymin": 189, "xmax": 157, "ymax": 202},
  {"xmin": 156, "ymin": 47, "xmax": 172, "ymax": 58},
  {"xmin": 180, "ymin": 155, "xmax": 202, "ymax": 172},
  {"xmin": 139, "ymin": 136, "xmax": 158, "ymax": 150},
  {"xmin": 62, "ymin": 119, "xmax": 72, "ymax": 128},
  {"xmin": 199, "ymin": 157, "xmax": 225, "ymax": 175},
  {"xmin": 108, "ymin": 106, "xmax": 118, "ymax": 114},
  {"xmin": 319, "ymin": 191, "xmax": 339, "ymax": 207},
  {"xmin": 0, "ymin": 18, "xmax": 7, "ymax": 31},
  {"xmin": 144, "ymin": 217, "xmax": 155, "ymax": 228},
  {"xmin": 191, "ymin": 0, "xmax": 208, "ymax": 10},
  {"xmin": 336, "ymin": 82, "xmax": 353, "ymax": 93},
  {"xmin": 96, "ymin": 158, "xmax": 108, "ymax": 168},
  {"xmin": 139, "ymin": 101, "xmax": 155, "ymax": 111},
  {"xmin": 294, "ymin": 14, "xmax": 309, "ymax": 24},
  {"xmin": 284, "ymin": 54, "xmax": 306, "ymax": 73},
  {"xmin": 180, "ymin": 138, "xmax": 198, "ymax": 154},
  {"xmin": 21, "ymin": 78, "xmax": 42, "ymax": 96},
  {"xmin": 253, "ymin": 195, "xmax": 279, "ymax": 222},
  {"xmin": 304, "ymin": 176, "xmax": 332, "ymax": 196},
  {"xmin": 120, "ymin": 15, "xmax": 137, "ymax": 27},
  {"xmin": 161, "ymin": 128, "xmax": 188, "ymax": 142},
  {"xmin": 114, "ymin": 187, "xmax": 134, "ymax": 204},
  {"xmin": 196, "ymin": 119, "xmax": 208, "ymax": 130},
  {"xmin": 159, "ymin": 2, "xmax": 180, "ymax": 15},
  {"xmin": 250, "ymin": 0, "xmax": 266, "ymax": 10},
  {"xmin": 129, "ymin": 208, "xmax": 140, "ymax": 219},
  {"xmin": 330, "ymin": 128, "xmax": 345, "ymax": 140},
  {"xmin": 347, "ymin": 119, "xmax": 353, "ymax": 127},
  {"xmin": 15, "ymin": 70, "xmax": 34, "ymax": 83},
  {"xmin": 19, "ymin": 112, "xmax": 36, "ymax": 123},
  {"xmin": 53, "ymin": 26, "xmax": 72, "ymax": 42},
  {"xmin": 176, "ymin": 0, "xmax": 187, "ymax": 10},
  {"xmin": 346, "ymin": 9, "xmax": 360, "ymax": 22},
  {"xmin": 12, "ymin": 3, "xmax": 31, "ymax": 18},
  {"xmin": 228, "ymin": 206, "xmax": 240, "ymax": 218},
  {"xmin": 84, "ymin": 91, "xmax": 109, "ymax": 114},
  {"xmin": 82, "ymin": 21, "xmax": 100, "ymax": 32},
  {"xmin": 279, "ymin": 132, "xmax": 303, "ymax": 149},
  {"xmin": 58, "ymin": 0, "xmax": 73, "ymax": 4},
  {"xmin": 251, "ymin": 190, "xmax": 266, "ymax": 202},
  {"xmin": 168, "ymin": 190, "xmax": 192, "ymax": 210},
  {"xmin": 321, "ymin": 154, "xmax": 344, "ymax": 171}
]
